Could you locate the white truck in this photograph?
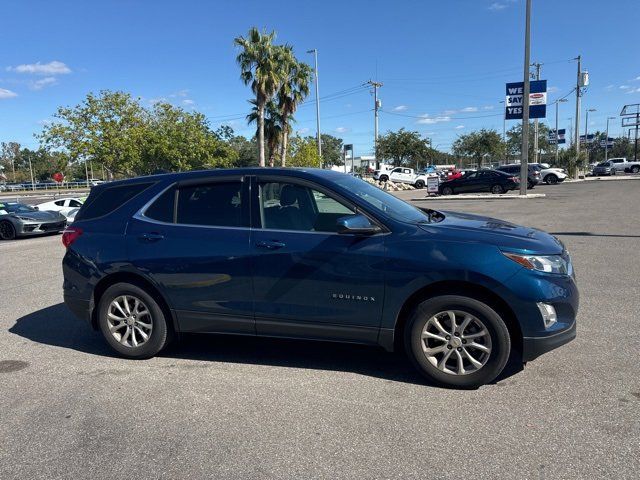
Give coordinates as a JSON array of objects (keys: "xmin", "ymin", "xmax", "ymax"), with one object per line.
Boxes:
[
  {"xmin": 373, "ymin": 166, "xmax": 437, "ymax": 189},
  {"xmin": 608, "ymin": 158, "xmax": 640, "ymax": 174}
]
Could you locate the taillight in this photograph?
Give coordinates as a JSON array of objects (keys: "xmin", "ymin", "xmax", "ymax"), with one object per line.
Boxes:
[
  {"xmin": 62, "ymin": 227, "xmax": 83, "ymax": 248},
  {"xmin": 511, "ymin": 176, "xmax": 520, "ymax": 182}
]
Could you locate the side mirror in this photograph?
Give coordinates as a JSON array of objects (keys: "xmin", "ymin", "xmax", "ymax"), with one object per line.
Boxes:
[{"xmin": 336, "ymin": 214, "xmax": 381, "ymax": 235}]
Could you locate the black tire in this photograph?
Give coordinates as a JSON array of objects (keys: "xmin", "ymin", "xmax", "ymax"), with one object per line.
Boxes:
[
  {"xmin": 404, "ymin": 295, "xmax": 511, "ymax": 388},
  {"xmin": 610, "ymin": 169, "xmax": 616, "ymax": 176},
  {"xmin": 0, "ymin": 221, "xmax": 16, "ymax": 240},
  {"xmin": 379, "ymin": 175, "xmax": 389, "ymax": 182},
  {"xmin": 631, "ymin": 166, "xmax": 640, "ymax": 174},
  {"xmin": 491, "ymin": 184, "xmax": 504, "ymax": 194},
  {"xmin": 415, "ymin": 180, "xmax": 425, "ymax": 189},
  {"xmin": 545, "ymin": 174, "xmax": 558, "ymax": 185},
  {"xmin": 97, "ymin": 282, "xmax": 171, "ymax": 359},
  {"xmin": 441, "ymin": 186, "xmax": 454, "ymax": 196}
]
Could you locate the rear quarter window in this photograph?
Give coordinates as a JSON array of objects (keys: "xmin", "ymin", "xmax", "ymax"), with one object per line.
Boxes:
[{"xmin": 77, "ymin": 182, "xmax": 153, "ymax": 220}]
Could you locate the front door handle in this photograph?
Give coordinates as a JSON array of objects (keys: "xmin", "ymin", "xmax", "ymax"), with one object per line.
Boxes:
[
  {"xmin": 139, "ymin": 232, "xmax": 165, "ymax": 243},
  {"xmin": 256, "ymin": 240, "xmax": 286, "ymax": 250}
]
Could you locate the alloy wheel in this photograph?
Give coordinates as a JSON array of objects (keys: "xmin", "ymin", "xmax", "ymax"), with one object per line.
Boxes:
[
  {"xmin": 420, "ymin": 310, "xmax": 492, "ymax": 375},
  {"xmin": 107, "ymin": 295, "xmax": 153, "ymax": 348},
  {"xmin": 0, "ymin": 222, "xmax": 15, "ymax": 240}
]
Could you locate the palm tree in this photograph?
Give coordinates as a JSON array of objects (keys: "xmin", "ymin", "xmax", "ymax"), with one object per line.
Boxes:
[
  {"xmin": 234, "ymin": 28, "xmax": 284, "ymax": 167},
  {"xmin": 276, "ymin": 49, "xmax": 312, "ymax": 166},
  {"xmin": 247, "ymin": 99, "xmax": 282, "ymax": 167}
]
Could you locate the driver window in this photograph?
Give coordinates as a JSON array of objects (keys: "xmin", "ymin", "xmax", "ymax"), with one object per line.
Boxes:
[{"xmin": 259, "ymin": 181, "xmax": 355, "ymax": 233}]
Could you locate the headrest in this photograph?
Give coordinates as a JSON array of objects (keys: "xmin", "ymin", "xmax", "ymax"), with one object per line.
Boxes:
[{"xmin": 280, "ymin": 185, "xmax": 304, "ymax": 206}]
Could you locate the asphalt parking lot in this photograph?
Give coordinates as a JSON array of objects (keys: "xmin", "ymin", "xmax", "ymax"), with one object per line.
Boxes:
[{"xmin": 1, "ymin": 179, "xmax": 639, "ymax": 479}]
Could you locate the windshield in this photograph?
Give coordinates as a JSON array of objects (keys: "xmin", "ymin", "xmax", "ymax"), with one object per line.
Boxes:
[
  {"xmin": 1, "ymin": 204, "xmax": 36, "ymax": 214},
  {"xmin": 333, "ymin": 175, "xmax": 433, "ymax": 223}
]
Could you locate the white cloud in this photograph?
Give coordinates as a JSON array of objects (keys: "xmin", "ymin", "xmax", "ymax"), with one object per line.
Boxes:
[
  {"xmin": 392, "ymin": 105, "xmax": 408, "ymax": 111},
  {"xmin": 634, "ymin": 76, "xmax": 640, "ymax": 81},
  {"xmin": 442, "ymin": 109, "xmax": 457, "ymax": 115},
  {"xmin": 417, "ymin": 115, "xmax": 451, "ymax": 125},
  {"xmin": 604, "ymin": 84, "xmax": 615, "ymax": 91},
  {"xmin": 8, "ymin": 60, "xmax": 71, "ymax": 75},
  {"xmin": 626, "ymin": 87, "xmax": 640, "ymax": 94},
  {"xmin": 298, "ymin": 127, "xmax": 310, "ymax": 134},
  {"xmin": 335, "ymin": 126, "xmax": 349, "ymax": 133},
  {"xmin": 620, "ymin": 85, "xmax": 630, "ymax": 90},
  {"xmin": 30, "ymin": 77, "xmax": 57, "ymax": 90},
  {"xmin": 0, "ymin": 88, "xmax": 17, "ymax": 99},
  {"xmin": 169, "ymin": 89, "xmax": 189, "ymax": 98},
  {"xmin": 460, "ymin": 106, "xmax": 478, "ymax": 113},
  {"xmin": 182, "ymin": 99, "xmax": 195, "ymax": 105},
  {"xmin": 455, "ymin": 125, "xmax": 465, "ymax": 129},
  {"xmin": 548, "ymin": 86, "xmax": 559, "ymax": 93},
  {"xmin": 482, "ymin": 105, "xmax": 495, "ymax": 110},
  {"xmin": 488, "ymin": 2, "xmax": 508, "ymax": 10}
]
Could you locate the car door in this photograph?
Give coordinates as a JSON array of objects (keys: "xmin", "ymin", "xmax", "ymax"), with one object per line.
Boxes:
[
  {"xmin": 389, "ymin": 167, "xmax": 403, "ymax": 182},
  {"xmin": 126, "ymin": 176, "xmax": 254, "ymax": 334},
  {"xmin": 249, "ymin": 176, "xmax": 386, "ymax": 344},
  {"xmin": 457, "ymin": 171, "xmax": 480, "ymax": 192},
  {"xmin": 611, "ymin": 159, "xmax": 624, "ymax": 172}
]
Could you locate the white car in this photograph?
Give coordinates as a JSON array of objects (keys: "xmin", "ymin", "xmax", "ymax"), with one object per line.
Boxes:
[
  {"xmin": 534, "ymin": 163, "xmax": 568, "ymax": 185},
  {"xmin": 373, "ymin": 167, "xmax": 437, "ymax": 189},
  {"xmin": 36, "ymin": 197, "xmax": 84, "ymax": 219}
]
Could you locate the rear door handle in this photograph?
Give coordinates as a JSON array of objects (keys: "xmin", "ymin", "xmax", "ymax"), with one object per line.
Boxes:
[
  {"xmin": 139, "ymin": 232, "xmax": 165, "ymax": 243},
  {"xmin": 256, "ymin": 240, "xmax": 286, "ymax": 250}
]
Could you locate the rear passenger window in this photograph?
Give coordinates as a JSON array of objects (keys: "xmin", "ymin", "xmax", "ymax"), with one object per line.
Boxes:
[
  {"xmin": 145, "ymin": 187, "xmax": 175, "ymax": 223},
  {"xmin": 78, "ymin": 183, "xmax": 153, "ymax": 220},
  {"xmin": 176, "ymin": 182, "xmax": 244, "ymax": 227}
]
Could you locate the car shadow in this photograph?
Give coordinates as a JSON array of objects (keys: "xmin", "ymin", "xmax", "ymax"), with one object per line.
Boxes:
[
  {"xmin": 10, "ymin": 303, "xmax": 522, "ymax": 387},
  {"xmin": 551, "ymin": 231, "xmax": 640, "ymax": 238}
]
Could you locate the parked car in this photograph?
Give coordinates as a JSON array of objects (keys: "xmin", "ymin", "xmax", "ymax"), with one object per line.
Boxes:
[
  {"xmin": 36, "ymin": 197, "xmax": 85, "ymax": 219},
  {"xmin": 373, "ymin": 167, "xmax": 436, "ymax": 189},
  {"xmin": 608, "ymin": 157, "xmax": 640, "ymax": 174},
  {"xmin": 0, "ymin": 202, "xmax": 67, "ymax": 240},
  {"xmin": 438, "ymin": 169, "xmax": 520, "ymax": 195},
  {"xmin": 496, "ymin": 164, "xmax": 541, "ymax": 189},
  {"xmin": 62, "ymin": 168, "xmax": 578, "ymax": 388},
  {"xmin": 532, "ymin": 163, "xmax": 568, "ymax": 185},
  {"xmin": 592, "ymin": 162, "xmax": 616, "ymax": 176}
]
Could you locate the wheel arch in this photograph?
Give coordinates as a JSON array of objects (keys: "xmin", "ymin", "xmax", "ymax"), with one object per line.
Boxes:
[
  {"xmin": 390, "ymin": 280, "xmax": 522, "ymax": 356},
  {"xmin": 91, "ymin": 271, "xmax": 178, "ymax": 334}
]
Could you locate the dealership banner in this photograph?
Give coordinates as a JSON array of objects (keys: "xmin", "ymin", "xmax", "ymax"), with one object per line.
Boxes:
[
  {"xmin": 599, "ymin": 137, "xmax": 614, "ymax": 148},
  {"xmin": 505, "ymin": 80, "xmax": 547, "ymax": 120},
  {"xmin": 548, "ymin": 128, "xmax": 566, "ymax": 145},
  {"xmin": 579, "ymin": 134, "xmax": 595, "ymax": 145}
]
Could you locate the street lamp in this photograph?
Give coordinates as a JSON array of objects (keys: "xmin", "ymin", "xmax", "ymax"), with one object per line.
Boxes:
[
  {"xmin": 605, "ymin": 116, "xmax": 616, "ymax": 161},
  {"xmin": 307, "ymin": 49, "xmax": 321, "ymax": 161},
  {"xmin": 498, "ymin": 100, "xmax": 506, "ymax": 142},
  {"xmin": 555, "ymin": 98, "xmax": 568, "ymax": 164},
  {"xmin": 584, "ymin": 108, "xmax": 596, "ymax": 166}
]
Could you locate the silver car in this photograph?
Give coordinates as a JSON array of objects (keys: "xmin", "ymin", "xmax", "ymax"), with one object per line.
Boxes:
[{"xmin": 0, "ymin": 202, "xmax": 67, "ymax": 240}]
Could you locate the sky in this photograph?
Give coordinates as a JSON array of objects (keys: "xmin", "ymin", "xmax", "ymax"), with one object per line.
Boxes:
[{"xmin": 1, "ymin": 0, "xmax": 639, "ymax": 156}]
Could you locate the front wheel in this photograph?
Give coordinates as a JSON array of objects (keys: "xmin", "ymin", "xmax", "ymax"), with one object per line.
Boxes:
[
  {"xmin": 405, "ymin": 295, "xmax": 511, "ymax": 388},
  {"xmin": 98, "ymin": 282, "xmax": 171, "ymax": 359},
  {"xmin": 379, "ymin": 175, "xmax": 389, "ymax": 182},
  {"xmin": 631, "ymin": 166, "xmax": 639, "ymax": 174},
  {"xmin": 0, "ymin": 221, "xmax": 16, "ymax": 240},
  {"xmin": 611, "ymin": 169, "xmax": 616, "ymax": 176},
  {"xmin": 491, "ymin": 184, "xmax": 504, "ymax": 194}
]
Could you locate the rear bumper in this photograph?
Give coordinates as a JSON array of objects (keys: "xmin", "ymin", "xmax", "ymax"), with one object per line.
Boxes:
[
  {"xmin": 522, "ymin": 320, "xmax": 576, "ymax": 361},
  {"xmin": 64, "ymin": 293, "xmax": 93, "ymax": 326}
]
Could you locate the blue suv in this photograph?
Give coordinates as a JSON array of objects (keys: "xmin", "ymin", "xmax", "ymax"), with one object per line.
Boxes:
[{"xmin": 62, "ymin": 168, "xmax": 578, "ymax": 388}]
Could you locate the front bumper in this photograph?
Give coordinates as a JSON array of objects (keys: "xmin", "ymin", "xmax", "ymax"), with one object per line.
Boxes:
[
  {"xmin": 17, "ymin": 220, "xmax": 66, "ymax": 236},
  {"xmin": 522, "ymin": 320, "xmax": 576, "ymax": 361}
]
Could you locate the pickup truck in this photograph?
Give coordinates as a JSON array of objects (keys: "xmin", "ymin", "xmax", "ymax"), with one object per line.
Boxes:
[
  {"xmin": 608, "ymin": 158, "xmax": 640, "ymax": 174},
  {"xmin": 373, "ymin": 167, "xmax": 436, "ymax": 189}
]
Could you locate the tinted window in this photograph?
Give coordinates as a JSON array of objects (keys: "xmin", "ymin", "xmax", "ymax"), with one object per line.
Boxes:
[
  {"xmin": 78, "ymin": 183, "xmax": 153, "ymax": 220},
  {"xmin": 55, "ymin": 200, "xmax": 65, "ymax": 206},
  {"xmin": 260, "ymin": 181, "xmax": 355, "ymax": 233},
  {"xmin": 145, "ymin": 187, "xmax": 175, "ymax": 223},
  {"xmin": 69, "ymin": 200, "xmax": 83, "ymax": 207},
  {"xmin": 176, "ymin": 182, "xmax": 244, "ymax": 227}
]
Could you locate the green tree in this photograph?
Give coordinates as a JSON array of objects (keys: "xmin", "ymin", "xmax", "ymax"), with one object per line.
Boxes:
[
  {"xmin": 1, "ymin": 142, "xmax": 21, "ymax": 182},
  {"xmin": 38, "ymin": 90, "xmax": 146, "ymax": 175},
  {"xmin": 276, "ymin": 49, "xmax": 312, "ymax": 166},
  {"xmin": 453, "ymin": 128, "xmax": 505, "ymax": 165},
  {"xmin": 506, "ymin": 122, "xmax": 551, "ymax": 161},
  {"xmin": 377, "ymin": 128, "xmax": 433, "ymax": 167},
  {"xmin": 247, "ymin": 99, "xmax": 283, "ymax": 167},
  {"xmin": 288, "ymin": 136, "xmax": 321, "ymax": 167},
  {"xmin": 228, "ymin": 135, "xmax": 258, "ymax": 167},
  {"xmin": 234, "ymin": 27, "xmax": 285, "ymax": 167},
  {"xmin": 315, "ymin": 134, "xmax": 344, "ymax": 166}
]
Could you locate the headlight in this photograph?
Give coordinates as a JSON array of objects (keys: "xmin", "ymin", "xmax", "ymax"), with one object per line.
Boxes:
[
  {"xmin": 15, "ymin": 216, "xmax": 33, "ymax": 221},
  {"xmin": 503, "ymin": 252, "xmax": 569, "ymax": 275}
]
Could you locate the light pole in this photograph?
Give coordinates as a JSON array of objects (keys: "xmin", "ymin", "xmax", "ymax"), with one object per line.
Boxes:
[
  {"xmin": 584, "ymin": 108, "xmax": 596, "ymax": 165},
  {"xmin": 519, "ymin": 0, "xmax": 532, "ymax": 196},
  {"xmin": 499, "ymin": 100, "xmax": 506, "ymax": 158},
  {"xmin": 555, "ymin": 98, "xmax": 568, "ymax": 164},
  {"xmin": 605, "ymin": 116, "xmax": 616, "ymax": 161},
  {"xmin": 307, "ymin": 49, "xmax": 322, "ymax": 161}
]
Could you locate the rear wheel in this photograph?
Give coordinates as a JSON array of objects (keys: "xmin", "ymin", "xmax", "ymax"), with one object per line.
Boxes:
[
  {"xmin": 631, "ymin": 166, "xmax": 639, "ymax": 174},
  {"xmin": 379, "ymin": 175, "xmax": 389, "ymax": 182},
  {"xmin": 441, "ymin": 186, "xmax": 454, "ymax": 196},
  {"xmin": 545, "ymin": 174, "xmax": 558, "ymax": 185},
  {"xmin": 491, "ymin": 184, "xmax": 504, "ymax": 194},
  {"xmin": 404, "ymin": 295, "xmax": 511, "ymax": 388},
  {"xmin": 415, "ymin": 180, "xmax": 425, "ymax": 189},
  {"xmin": 97, "ymin": 282, "xmax": 171, "ymax": 359},
  {"xmin": 0, "ymin": 221, "xmax": 16, "ymax": 240},
  {"xmin": 527, "ymin": 180, "xmax": 534, "ymax": 189},
  {"xmin": 611, "ymin": 169, "xmax": 616, "ymax": 176}
]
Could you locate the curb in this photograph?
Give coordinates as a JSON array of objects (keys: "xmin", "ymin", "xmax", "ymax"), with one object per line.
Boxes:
[{"xmin": 412, "ymin": 193, "xmax": 546, "ymax": 201}]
